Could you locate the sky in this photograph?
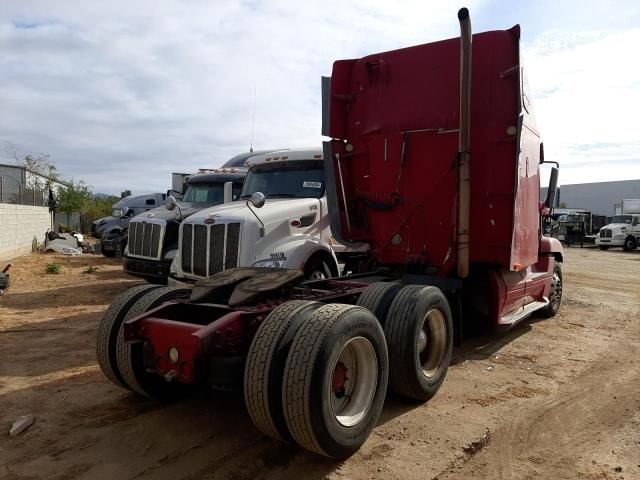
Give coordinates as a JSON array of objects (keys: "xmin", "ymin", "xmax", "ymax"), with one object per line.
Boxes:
[{"xmin": 1, "ymin": 0, "xmax": 639, "ymax": 195}]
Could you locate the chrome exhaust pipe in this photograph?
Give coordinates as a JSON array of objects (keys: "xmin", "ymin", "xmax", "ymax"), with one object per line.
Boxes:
[{"xmin": 456, "ymin": 7, "xmax": 472, "ymax": 278}]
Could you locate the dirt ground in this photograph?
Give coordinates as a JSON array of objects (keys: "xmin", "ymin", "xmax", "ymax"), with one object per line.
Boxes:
[{"xmin": 1, "ymin": 247, "xmax": 639, "ymax": 480}]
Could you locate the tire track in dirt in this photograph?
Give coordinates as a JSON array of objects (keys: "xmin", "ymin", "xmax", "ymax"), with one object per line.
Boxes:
[
  {"xmin": 3, "ymin": 244, "xmax": 639, "ymax": 480},
  {"xmin": 442, "ymin": 334, "xmax": 640, "ymax": 480}
]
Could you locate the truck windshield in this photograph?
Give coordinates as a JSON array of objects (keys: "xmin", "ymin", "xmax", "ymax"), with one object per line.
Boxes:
[
  {"xmin": 612, "ymin": 215, "xmax": 632, "ymax": 224},
  {"xmin": 183, "ymin": 182, "xmax": 242, "ymax": 204},
  {"xmin": 241, "ymin": 161, "xmax": 325, "ymax": 199}
]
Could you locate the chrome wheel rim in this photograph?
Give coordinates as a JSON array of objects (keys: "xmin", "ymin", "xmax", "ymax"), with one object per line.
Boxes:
[
  {"xmin": 549, "ymin": 271, "xmax": 562, "ymax": 309},
  {"xmin": 329, "ymin": 336, "xmax": 378, "ymax": 427},
  {"xmin": 309, "ymin": 270, "xmax": 327, "ymax": 280},
  {"xmin": 418, "ymin": 309, "xmax": 447, "ymax": 377}
]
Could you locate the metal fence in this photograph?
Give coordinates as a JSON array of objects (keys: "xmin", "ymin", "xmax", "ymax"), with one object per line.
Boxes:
[{"xmin": 0, "ymin": 186, "xmax": 49, "ymax": 206}]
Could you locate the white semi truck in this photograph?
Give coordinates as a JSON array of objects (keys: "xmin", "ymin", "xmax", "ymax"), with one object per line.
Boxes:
[
  {"xmin": 596, "ymin": 199, "xmax": 640, "ymax": 251},
  {"xmin": 169, "ymin": 148, "xmax": 361, "ymax": 283}
]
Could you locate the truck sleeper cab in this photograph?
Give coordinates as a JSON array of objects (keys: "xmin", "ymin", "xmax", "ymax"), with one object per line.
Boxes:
[
  {"xmin": 170, "ymin": 148, "xmax": 351, "ymax": 283},
  {"xmin": 97, "ymin": 8, "xmax": 563, "ymax": 461}
]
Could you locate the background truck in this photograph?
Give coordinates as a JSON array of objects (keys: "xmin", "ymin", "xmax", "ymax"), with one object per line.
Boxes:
[
  {"xmin": 96, "ymin": 9, "xmax": 563, "ymax": 459},
  {"xmin": 169, "ymin": 148, "xmax": 356, "ymax": 283},
  {"xmin": 93, "ymin": 193, "xmax": 166, "ymax": 257},
  {"xmin": 546, "ymin": 208, "xmax": 608, "ymax": 244},
  {"xmin": 596, "ymin": 198, "xmax": 640, "ymax": 251},
  {"xmin": 123, "ymin": 151, "xmax": 277, "ymax": 283}
]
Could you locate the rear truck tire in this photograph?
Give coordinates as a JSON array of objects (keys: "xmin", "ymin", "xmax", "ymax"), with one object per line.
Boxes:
[
  {"xmin": 303, "ymin": 255, "xmax": 337, "ymax": 280},
  {"xmin": 384, "ymin": 285, "xmax": 453, "ymax": 402},
  {"xmin": 97, "ymin": 284, "xmax": 162, "ymax": 389},
  {"xmin": 537, "ymin": 263, "xmax": 563, "ymax": 318},
  {"xmin": 623, "ymin": 236, "xmax": 637, "ymax": 252},
  {"xmin": 282, "ymin": 304, "xmax": 388, "ymax": 459},
  {"xmin": 356, "ymin": 282, "xmax": 402, "ymax": 327},
  {"xmin": 244, "ymin": 300, "xmax": 323, "ymax": 442},
  {"xmin": 102, "ymin": 249, "xmax": 117, "ymax": 258},
  {"xmin": 599, "ymin": 246, "xmax": 609, "ymax": 250},
  {"xmin": 116, "ymin": 286, "xmax": 192, "ymax": 400}
]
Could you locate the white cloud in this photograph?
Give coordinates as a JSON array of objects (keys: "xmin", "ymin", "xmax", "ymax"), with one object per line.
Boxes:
[
  {"xmin": 524, "ymin": 28, "xmax": 640, "ymax": 185},
  {"xmin": 0, "ymin": 0, "xmax": 481, "ymax": 194},
  {"xmin": 0, "ymin": 0, "xmax": 637, "ymax": 195}
]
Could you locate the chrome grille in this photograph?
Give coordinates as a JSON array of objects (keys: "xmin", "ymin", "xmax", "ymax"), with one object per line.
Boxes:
[
  {"xmin": 225, "ymin": 223, "xmax": 240, "ymax": 269},
  {"xmin": 599, "ymin": 228, "xmax": 612, "ymax": 238},
  {"xmin": 182, "ymin": 224, "xmax": 193, "ymax": 273},
  {"xmin": 209, "ymin": 224, "xmax": 225, "ymax": 274},
  {"xmin": 180, "ymin": 221, "xmax": 242, "ymax": 277},
  {"xmin": 128, "ymin": 219, "xmax": 166, "ymax": 260},
  {"xmin": 193, "ymin": 225, "xmax": 208, "ymax": 277}
]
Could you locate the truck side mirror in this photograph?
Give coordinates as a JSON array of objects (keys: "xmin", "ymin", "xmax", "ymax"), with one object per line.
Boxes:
[
  {"xmin": 249, "ymin": 192, "xmax": 266, "ymax": 209},
  {"xmin": 165, "ymin": 195, "xmax": 183, "ymax": 221},
  {"xmin": 246, "ymin": 192, "xmax": 266, "ymax": 237},
  {"xmin": 223, "ymin": 182, "xmax": 233, "ymax": 204},
  {"xmin": 544, "ymin": 167, "xmax": 559, "ymax": 209},
  {"xmin": 165, "ymin": 196, "xmax": 178, "ymax": 211}
]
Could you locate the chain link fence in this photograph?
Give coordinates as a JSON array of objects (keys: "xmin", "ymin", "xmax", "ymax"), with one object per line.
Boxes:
[{"xmin": 0, "ymin": 185, "xmax": 49, "ymax": 206}]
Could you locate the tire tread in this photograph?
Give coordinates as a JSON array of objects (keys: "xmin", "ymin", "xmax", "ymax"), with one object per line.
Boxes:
[
  {"xmin": 282, "ymin": 304, "xmax": 361, "ymax": 456},
  {"xmin": 356, "ymin": 282, "xmax": 401, "ymax": 325},
  {"xmin": 384, "ymin": 285, "xmax": 425, "ymax": 398},
  {"xmin": 96, "ymin": 284, "xmax": 161, "ymax": 388},
  {"xmin": 244, "ymin": 300, "xmax": 321, "ymax": 441},
  {"xmin": 115, "ymin": 286, "xmax": 191, "ymax": 399}
]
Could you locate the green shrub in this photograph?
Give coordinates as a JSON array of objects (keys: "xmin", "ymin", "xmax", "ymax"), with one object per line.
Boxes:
[
  {"xmin": 83, "ymin": 265, "xmax": 98, "ymax": 274},
  {"xmin": 45, "ymin": 263, "xmax": 61, "ymax": 274}
]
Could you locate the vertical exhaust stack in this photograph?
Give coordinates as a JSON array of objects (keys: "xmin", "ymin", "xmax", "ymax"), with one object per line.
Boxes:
[{"xmin": 457, "ymin": 7, "xmax": 472, "ymax": 278}]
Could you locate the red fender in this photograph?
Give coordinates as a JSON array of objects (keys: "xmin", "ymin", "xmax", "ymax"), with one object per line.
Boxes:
[{"xmin": 540, "ymin": 236, "xmax": 564, "ymax": 262}]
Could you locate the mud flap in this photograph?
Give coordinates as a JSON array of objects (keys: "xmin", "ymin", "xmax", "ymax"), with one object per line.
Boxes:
[{"xmin": 189, "ymin": 267, "xmax": 304, "ymax": 306}]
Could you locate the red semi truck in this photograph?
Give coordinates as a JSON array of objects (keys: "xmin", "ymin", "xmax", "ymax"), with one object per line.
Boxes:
[{"xmin": 97, "ymin": 9, "xmax": 563, "ymax": 459}]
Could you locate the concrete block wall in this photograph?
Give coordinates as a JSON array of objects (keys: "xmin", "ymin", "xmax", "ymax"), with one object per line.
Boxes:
[{"xmin": 0, "ymin": 204, "xmax": 51, "ymax": 261}]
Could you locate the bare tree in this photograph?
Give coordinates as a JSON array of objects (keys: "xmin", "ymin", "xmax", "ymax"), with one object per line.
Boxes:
[{"xmin": 4, "ymin": 141, "xmax": 60, "ymax": 190}]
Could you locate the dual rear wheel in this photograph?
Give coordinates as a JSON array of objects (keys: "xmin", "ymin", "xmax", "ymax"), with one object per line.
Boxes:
[
  {"xmin": 244, "ymin": 283, "xmax": 454, "ymax": 458},
  {"xmin": 98, "ymin": 282, "xmax": 454, "ymax": 458},
  {"xmin": 96, "ymin": 285, "xmax": 192, "ymax": 400}
]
